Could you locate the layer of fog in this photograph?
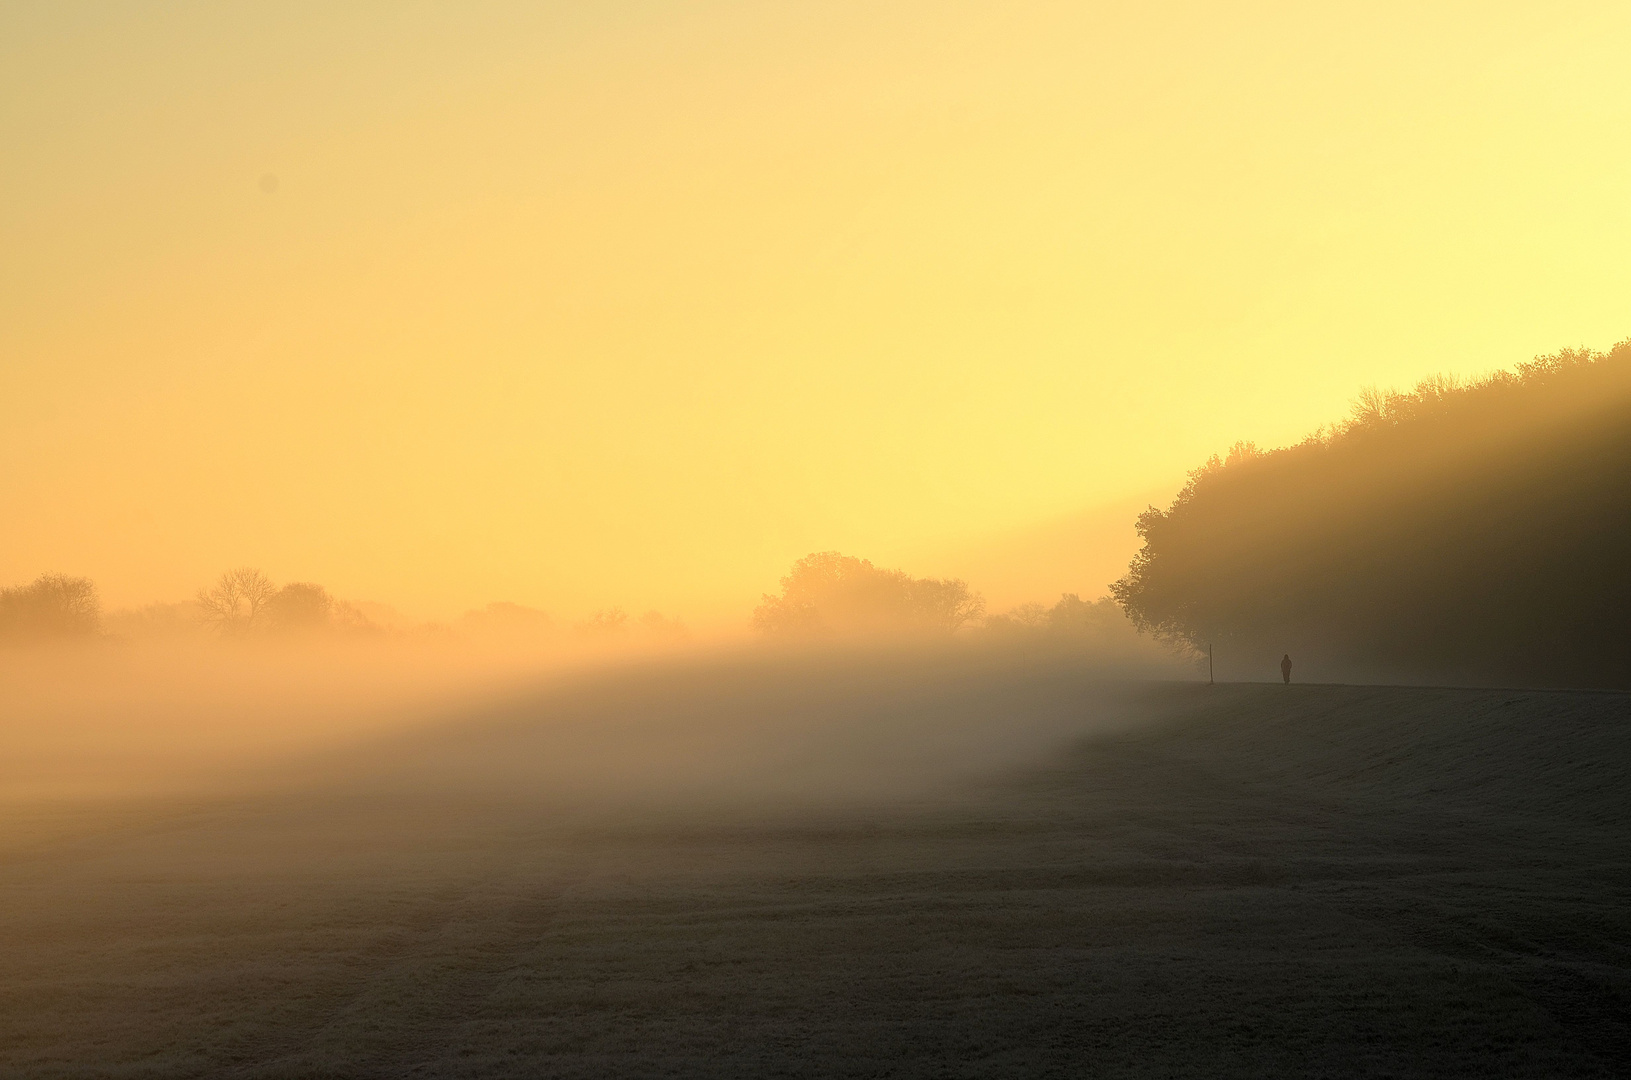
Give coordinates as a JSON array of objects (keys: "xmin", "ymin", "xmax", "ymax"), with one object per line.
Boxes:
[
  {"xmin": 0, "ymin": 637, "xmax": 1190, "ymax": 827},
  {"xmin": 0, "ymin": 640, "xmax": 558, "ymax": 804},
  {"xmin": 286, "ymin": 645, "xmax": 1189, "ymax": 816}
]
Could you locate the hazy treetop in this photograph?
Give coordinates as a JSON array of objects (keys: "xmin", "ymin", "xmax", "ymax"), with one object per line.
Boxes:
[
  {"xmin": 0, "ymin": 574, "xmax": 100, "ymax": 641},
  {"xmin": 1112, "ymin": 339, "xmax": 1631, "ymax": 687},
  {"xmin": 754, "ymin": 552, "xmax": 984, "ymax": 638}
]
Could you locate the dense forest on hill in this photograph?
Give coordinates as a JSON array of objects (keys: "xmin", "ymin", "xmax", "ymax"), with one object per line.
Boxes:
[{"xmin": 1113, "ymin": 341, "xmax": 1631, "ymax": 689}]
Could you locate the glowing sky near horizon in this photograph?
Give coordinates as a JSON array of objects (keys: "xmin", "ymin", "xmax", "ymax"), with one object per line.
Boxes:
[{"xmin": 4, "ymin": 1, "xmax": 1629, "ymax": 621}]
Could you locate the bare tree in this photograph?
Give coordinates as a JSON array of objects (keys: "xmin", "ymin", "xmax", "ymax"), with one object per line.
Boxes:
[
  {"xmin": 574, "ymin": 608, "xmax": 629, "ymax": 638},
  {"xmin": 196, "ymin": 568, "xmax": 277, "ymax": 636}
]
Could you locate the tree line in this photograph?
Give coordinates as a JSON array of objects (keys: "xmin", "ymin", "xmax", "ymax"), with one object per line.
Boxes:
[
  {"xmin": 0, "ymin": 568, "xmax": 691, "ymax": 647},
  {"xmin": 193, "ymin": 568, "xmax": 374, "ymax": 636},
  {"xmin": 750, "ymin": 550, "xmax": 1150, "ymax": 655},
  {"xmin": 1112, "ymin": 339, "xmax": 1631, "ymax": 688},
  {"xmin": 0, "ymin": 568, "xmax": 375, "ymax": 643}
]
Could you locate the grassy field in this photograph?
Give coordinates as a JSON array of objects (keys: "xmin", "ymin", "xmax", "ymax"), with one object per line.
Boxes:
[{"xmin": 1, "ymin": 655, "xmax": 1627, "ymax": 1077}]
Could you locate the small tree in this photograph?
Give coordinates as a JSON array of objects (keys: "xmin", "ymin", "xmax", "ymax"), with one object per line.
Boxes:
[
  {"xmin": 196, "ymin": 568, "xmax": 277, "ymax": 636},
  {"xmin": 263, "ymin": 582, "xmax": 334, "ymax": 632},
  {"xmin": 575, "ymin": 608, "xmax": 629, "ymax": 638}
]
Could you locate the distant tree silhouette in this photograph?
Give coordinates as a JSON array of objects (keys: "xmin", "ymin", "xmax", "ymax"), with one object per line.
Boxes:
[
  {"xmin": 753, "ymin": 552, "xmax": 984, "ymax": 637},
  {"xmin": 979, "ymin": 594, "xmax": 1162, "ymax": 661},
  {"xmin": 263, "ymin": 582, "xmax": 334, "ymax": 632},
  {"xmin": 638, "ymin": 610, "xmax": 688, "ymax": 641},
  {"xmin": 459, "ymin": 601, "xmax": 554, "ymax": 640},
  {"xmin": 0, "ymin": 574, "xmax": 101, "ymax": 641},
  {"xmin": 1112, "ymin": 339, "xmax": 1631, "ymax": 688},
  {"xmin": 1045, "ymin": 594, "xmax": 1125, "ymax": 636},
  {"xmin": 196, "ymin": 568, "xmax": 277, "ymax": 636},
  {"xmin": 103, "ymin": 601, "xmax": 208, "ymax": 640},
  {"xmin": 575, "ymin": 608, "xmax": 629, "ymax": 638}
]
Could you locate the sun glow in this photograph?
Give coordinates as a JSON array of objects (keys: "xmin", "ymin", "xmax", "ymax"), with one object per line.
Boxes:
[{"xmin": 4, "ymin": 2, "xmax": 1630, "ymax": 624}]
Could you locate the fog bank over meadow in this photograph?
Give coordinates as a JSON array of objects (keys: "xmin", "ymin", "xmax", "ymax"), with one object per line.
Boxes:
[
  {"xmin": 0, "ymin": 553, "xmax": 1181, "ymax": 818},
  {"xmin": 11, "ymin": 336, "xmax": 1631, "ymax": 818}
]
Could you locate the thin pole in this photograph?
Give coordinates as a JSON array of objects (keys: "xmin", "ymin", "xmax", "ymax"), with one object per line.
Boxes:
[{"xmin": 1208, "ymin": 642, "xmax": 1214, "ymax": 685}]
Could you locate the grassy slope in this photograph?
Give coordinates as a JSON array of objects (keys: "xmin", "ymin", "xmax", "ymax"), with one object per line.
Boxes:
[{"xmin": 0, "ymin": 676, "xmax": 1627, "ymax": 1078}]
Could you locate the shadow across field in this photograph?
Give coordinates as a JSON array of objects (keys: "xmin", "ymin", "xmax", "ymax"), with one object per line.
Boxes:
[{"xmin": 0, "ymin": 656, "xmax": 1627, "ymax": 1078}]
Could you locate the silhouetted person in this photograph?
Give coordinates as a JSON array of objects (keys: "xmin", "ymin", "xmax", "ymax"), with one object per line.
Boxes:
[{"xmin": 1281, "ymin": 654, "xmax": 1292, "ymax": 685}]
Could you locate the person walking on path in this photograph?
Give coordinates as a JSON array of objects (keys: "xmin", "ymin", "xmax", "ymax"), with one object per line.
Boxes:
[{"xmin": 1281, "ymin": 654, "xmax": 1292, "ymax": 685}]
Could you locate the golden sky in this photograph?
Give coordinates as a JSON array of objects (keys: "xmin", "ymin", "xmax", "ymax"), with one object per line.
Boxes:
[{"xmin": 4, "ymin": 1, "xmax": 1629, "ymax": 622}]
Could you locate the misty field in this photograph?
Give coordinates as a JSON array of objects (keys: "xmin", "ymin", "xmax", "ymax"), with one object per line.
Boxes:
[{"xmin": 1, "ymin": 652, "xmax": 1627, "ymax": 1078}]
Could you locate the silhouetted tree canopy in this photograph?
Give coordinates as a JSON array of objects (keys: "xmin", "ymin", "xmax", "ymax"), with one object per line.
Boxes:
[
  {"xmin": 459, "ymin": 601, "xmax": 555, "ymax": 640},
  {"xmin": 103, "ymin": 601, "xmax": 209, "ymax": 640},
  {"xmin": 264, "ymin": 582, "xmax": 334, "ymax": 632},
  {"xmin": 637, "ymin": 610, "xmax": 688, "ymax": 641},
  {"xmin": 754, "ymin": 552, "xmax": 984, "ymax": 637},
  {"xmin": 983, "ymin": 594, "xmax": 1132, "ymax": 642},
  {"xmin": 1112, "ymin": 340, "xmax": 1631, "ymax": 688},
  {"xmin": 575, "ymin": 608, "xmax": 630, "ymax": 638},
  {"xmin": 0, "ymin": 574, "xmax": 101, "ymax": 641}
]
